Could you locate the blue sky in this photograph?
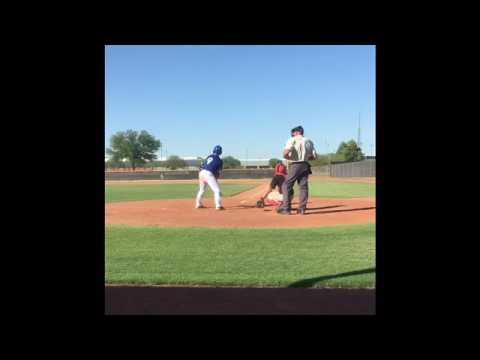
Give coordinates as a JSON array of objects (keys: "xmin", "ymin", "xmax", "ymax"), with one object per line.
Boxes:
[{"xmin": 105, "ymin": 45, "xmax": 375, "ymax": 160}]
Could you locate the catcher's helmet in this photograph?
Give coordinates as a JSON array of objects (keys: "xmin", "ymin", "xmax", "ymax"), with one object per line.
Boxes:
[
  {"xmin": 213, "ymin": 145, "xmax": 223, "ymax": 155},
  {"xmin": 291, "ymin": 126, "xmax": 304, "ymax": 135}
]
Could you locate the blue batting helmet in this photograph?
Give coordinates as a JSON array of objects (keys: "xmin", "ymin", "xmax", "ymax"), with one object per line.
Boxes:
[{"xmin": 213, "ymin": 145, "xmax": 223, "ymax": 155}]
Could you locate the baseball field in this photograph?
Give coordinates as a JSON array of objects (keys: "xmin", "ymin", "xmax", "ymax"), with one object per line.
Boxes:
[{"xmin": 105, "ymin": 176, "xmax": 376, "ymax": 289}]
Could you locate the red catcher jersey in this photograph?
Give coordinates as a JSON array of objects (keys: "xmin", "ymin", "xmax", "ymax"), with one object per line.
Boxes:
[{"xmin": 274, "ymin": 163, "xmax": 287, "ymax": 176}]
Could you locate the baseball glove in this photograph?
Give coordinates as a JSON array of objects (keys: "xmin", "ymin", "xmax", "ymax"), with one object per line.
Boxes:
[{"xmin": 256, "ymin": 198, "xmax": 265, "ymax": 208}]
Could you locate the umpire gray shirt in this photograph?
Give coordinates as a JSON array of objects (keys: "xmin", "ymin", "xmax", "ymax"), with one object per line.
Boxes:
[{"xmin": 284, "ymin": 135, "xmax": 317, "ymax": 163}]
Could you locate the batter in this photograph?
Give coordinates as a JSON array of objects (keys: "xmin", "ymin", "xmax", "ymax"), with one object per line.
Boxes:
[{"xmin": 196, "ymin": 145, "xmax": 225, "ymax": 210}]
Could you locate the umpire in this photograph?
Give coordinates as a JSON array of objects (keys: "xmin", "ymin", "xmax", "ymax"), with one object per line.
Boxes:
[{"xmin": 277, "ymin": 126, "xmax": 317, "ymax": 215}]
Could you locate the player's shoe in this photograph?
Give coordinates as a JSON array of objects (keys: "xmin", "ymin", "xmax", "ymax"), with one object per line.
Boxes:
[
  {"xmin": 276, "ymin": 208, "xmax": 291, "ymax": 215},
  {"xmin": 216, "ymin": 206, "xmax": 226, "ymax": 210},
  {"xmin": 297, "ymin": 208, "xmax": 306, "ymax": 215},
  {"xmin": 196, "ymin": 204, "xmax": 206, "ymax": 209}
]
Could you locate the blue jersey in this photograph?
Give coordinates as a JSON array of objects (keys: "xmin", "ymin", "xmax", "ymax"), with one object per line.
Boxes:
[{"xmin": 201, "ymin": 154, "xmax": 223, "ymax": 176}]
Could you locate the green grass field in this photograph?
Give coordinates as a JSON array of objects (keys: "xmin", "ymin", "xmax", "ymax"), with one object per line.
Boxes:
[
  {"xmin": 297, "ymin": 181, "xmax": 375, "ymax": 198},
  {"xmin": 106, "ymin": 183, "xmax": 255, "ymax": 203},
  {"xmin": 105, "ymin": 224, "xmax": 375, "ymax": 288},
  {"xmin": 106, "ymin": 180, "xmax": 375, "ymax": 203}
]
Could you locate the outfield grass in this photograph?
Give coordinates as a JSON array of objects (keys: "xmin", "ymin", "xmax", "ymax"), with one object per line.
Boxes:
[
  {"xmin": 105, "ymin": 224, "xmax": 375, "ymax": 288},
  {"xmin": 106, "ymin": 180, "xmax": 375, "ymax": 203},
  {"xmin": 105, "ymin": 183, "xmax": 255, "ymax": 203},
  {"xmin": 295, "ymin": 181, "xmax": 375, "ymax": 198}
]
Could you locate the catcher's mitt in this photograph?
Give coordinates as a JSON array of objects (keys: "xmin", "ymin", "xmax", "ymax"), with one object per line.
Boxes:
[{"xmin": 256, "ymin": 198, "xmax": 265, "ymax": 208}]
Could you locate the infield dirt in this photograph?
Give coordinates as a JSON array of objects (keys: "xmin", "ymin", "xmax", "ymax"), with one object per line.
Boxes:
[{"xmin": 106, "ymin": 184, "xmax": 375, "ymax": 228}]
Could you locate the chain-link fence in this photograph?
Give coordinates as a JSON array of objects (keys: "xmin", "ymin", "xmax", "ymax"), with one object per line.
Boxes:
[{"xmin": 105, "ymin": 160, "xmax": 376, "ymax": 179}]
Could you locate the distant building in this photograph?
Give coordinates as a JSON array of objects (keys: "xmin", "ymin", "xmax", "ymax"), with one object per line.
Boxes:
[
  {"xmin": 183, "ymin": 157, "xmax": 203, "ymax": 169},
  {"xmin": 178, "ymin": 157, "xmax": 275, "ymax": 169},
  {"xmin": 238, "ymin": 159, "xmax": 271, "ymax": 169}
]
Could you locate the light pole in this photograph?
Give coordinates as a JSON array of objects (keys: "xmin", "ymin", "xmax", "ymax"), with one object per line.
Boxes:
[{"xmin": 325, "ymin": 140, "xmax": 331, "ymax": 175}]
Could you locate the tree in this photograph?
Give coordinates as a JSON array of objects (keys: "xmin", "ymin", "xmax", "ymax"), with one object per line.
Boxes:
[
  {"xmin": 105, "ymin": 153, "xmax": 128, "ymax": 169},
  {"xmin": 105, "ymin": 158, "xmax": 123, "ymax": 169},
  {"xmin": 336, "ymin": 140, "xmax": 365, "ymax": 162},
  {"xmin": 309, "ymin": 154, "xmax": 331, "ymax": 167},
  {"xmin": 165, "ymin": 155, "xmax": 187, "ymax": 170},
  {"xmin": 268, "ymin": 158, "xmax": 282, "ymax": 168},
  {"xmin": 222, "ymin": 156, "xmax": 242, "ymax": 169},
  {"xmin": 106, "ymin": 130, "xmax": 161, "ymax": 171},
  {"xmin": 149, "ymin": 160, "xmax": 162, "ymax": 167}
]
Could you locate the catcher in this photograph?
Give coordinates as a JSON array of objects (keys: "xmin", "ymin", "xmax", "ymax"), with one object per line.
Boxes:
[{"xmin": 256, "ymin": 161, "xmax": 288, "ymax": 208}]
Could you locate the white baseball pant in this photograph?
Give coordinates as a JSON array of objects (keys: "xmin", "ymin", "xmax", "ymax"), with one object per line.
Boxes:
[{"xmin": 196, "ymin": 169, "xmax": 222, "ymax": 208}]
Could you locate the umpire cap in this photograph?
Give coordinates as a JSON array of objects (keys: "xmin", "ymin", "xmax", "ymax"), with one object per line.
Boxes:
[{"xmin": 291, "ymin": 126, "xmax": 304, "ymax": 135}]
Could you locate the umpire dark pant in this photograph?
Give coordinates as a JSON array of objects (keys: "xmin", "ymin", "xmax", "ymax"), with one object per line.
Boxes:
[{"xmin": 280, "ymin": 162, "xmax": 310, "ymax": 211}]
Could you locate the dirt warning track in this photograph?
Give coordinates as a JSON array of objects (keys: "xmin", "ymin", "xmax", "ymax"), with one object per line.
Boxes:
[{"xmin": 106, "ymin": 185, "xmax": 375, "ymax": 228}]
